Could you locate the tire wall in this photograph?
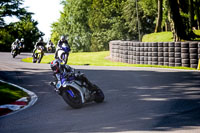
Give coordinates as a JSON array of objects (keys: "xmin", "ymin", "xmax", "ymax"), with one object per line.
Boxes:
[{"xmin": 109, "ymin": 41, "xmax": 200, "ymax": 69}]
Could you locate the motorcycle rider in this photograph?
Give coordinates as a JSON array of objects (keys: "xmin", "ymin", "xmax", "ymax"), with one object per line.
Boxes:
[
  {"xmin": 32, "ymin": 37, "xmax": 45, "ymax": 56},
  {"xmin": 50, "ymin": 59, "xmax": 98, "ymax": 93},
  {"xmin": 11, "ymin": 39, "xmax": 20, "ymax": 54},
  {"xmin": 46, "ymin": 39, "xmax": 54, "ymax": 52},
  {"xmin": 18, "ymin": 38, "xmax": 25, "ymax": 54},
  {"xmin": 54, "ymin": 35, "xmax": 70, "ymax": 59}
]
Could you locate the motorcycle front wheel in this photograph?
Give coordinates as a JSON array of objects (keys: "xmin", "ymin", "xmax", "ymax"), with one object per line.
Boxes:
[
  {"xmin": 32, "ymin": 53, "xmax": 37, "ymax": 63},
  {"xmin": 61, "ymin": 53, "xmax": 68, "ymax": 64},
  {"xmin": 61, "ymin": 87, "xmax": 83, "ymax": 109},
  {"xmin": 94, "ymin": 88, "xmax": 105, "ymax": 103},
  {"xmin": 38, "ymin": 53, "xmax": 43, "ymax": 63},
  {"xmin": 12, "ymin": 52, "xmax": 16, "ymax": 58}
]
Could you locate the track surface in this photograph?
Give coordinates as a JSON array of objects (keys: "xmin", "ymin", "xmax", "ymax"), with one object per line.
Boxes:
[{"xmin": 0, "ymin": 52, "xmax": 200, "ymax": 133}]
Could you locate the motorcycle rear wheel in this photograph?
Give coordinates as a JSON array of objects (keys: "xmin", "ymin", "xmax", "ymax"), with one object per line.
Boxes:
[{"xmin": 61, "ymin": 87, "xmax": 83, "ymax": 109}]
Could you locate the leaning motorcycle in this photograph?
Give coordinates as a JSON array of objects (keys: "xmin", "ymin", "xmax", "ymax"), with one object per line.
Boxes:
[
  {"xmin": 57, "ymin": 43, "xmax": 70, "ymax": 64},
  {"xmin": 11, "ymin": 45, "xmax": 19, "ymax": 58},
  {"xmin": 50, "ymin": 71, "xmax": 104, "ymax": 109},
  {"xmin": 33, "ymin": 46, "xmax": 44, "ymax": 63}
]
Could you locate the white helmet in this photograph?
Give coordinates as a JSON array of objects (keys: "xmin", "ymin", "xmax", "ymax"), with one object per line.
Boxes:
[
  {"xmin": 60, "ymin": 36, "xmax": 65, "ymax": 41},
  {"xmin": 21, "ymin": 38, "xmax": 24, "ymax": 42}
]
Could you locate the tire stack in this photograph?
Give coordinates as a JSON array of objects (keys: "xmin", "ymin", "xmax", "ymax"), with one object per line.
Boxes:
[
  {"xmin": 116, "ymin": 41, "xmax": 120, "ymax": 62},
  {"xmin": 189, "ymin": 42, "xmax": 198, "ymax": 68},
  {"xmin": 119, "ymin": 41, "xmax": 123, "ymax": 62},
  {"xmin": 158, "ymin": 42, "xmax": 164, "ymax": 66},
  {"xmin": 148, "ymin": 42, "xmax": 152, "ymax": 65},
  {"xmin": 144, "ymin": 42, "xmax": 148, "ymax": 65},
  {"xmin": 122, "ymin": 42, "xmax": 129, "ymax": 63},
  {"xmin": 175, "ymin": 42, "xmax": 181, "ymax": 67},
  {"xmin": 140, "ymin": 42, "xmax": 144, "ymax": 64},
  {"xmin": 169, "ymin": 42, "xmax": 175, "ymax": 66},
  {"xmin": 163, "ymin": 42, "xmax": 169, "ymax": 66},
  {"xmin": 133, "ymin": 42, "xmax": 136, "ymax": 64},
  {"xmin": 111, "ymin": 41, "xmax": 119, "ymax": 61},
  {"xmin": 181, "ymin": 42, "xmax": 190, "ymax": 67},
  {"xmin": 152, "ymin": 42, "xmax": 158, "ymax": 65},
  {"xmin": 128, "ymin": 42, "xmax": 133, "ymax": 64},
  {"xmin": 136, "ymin": 42, "xmax": 140, "ymax": 64}
]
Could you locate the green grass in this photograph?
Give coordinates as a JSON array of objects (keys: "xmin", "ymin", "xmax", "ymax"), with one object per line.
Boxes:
[
  {"xmin": 0, "ymin": 82, "xmax": 28, "ymax": 105},
  {"xmin": 142, "ymin": 30, "xmax": 200, "ymax": 42},
  {"xmin": 193, "ymin": 30, "xmax": 200, "ymax": 41},
  {"xmin": 21, "ymin": 51, "xmax": 196, "ymax": 70},
  {"xmin": 142, "ymin": 32, "xmax": 173, "ymax": 42}
]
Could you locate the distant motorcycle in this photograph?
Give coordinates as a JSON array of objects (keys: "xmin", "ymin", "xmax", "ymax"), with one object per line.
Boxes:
[
  {"xmin": 11, "ymin": 45, "xmax": 19, "ymax": 58},
  {"xmin": 46, "ymin": 44, "xmax": 55, "ymax": 53},
  {"xmin": 50, "ymin": 70, "xmax": 104, "ymax": 109},
  {"xmin": 57, "ymin": 43, "xmax": 70, "ymax": 64},
  {"xmin": 33, "ymin": 46, "xmax": 44, "ymax": 63}
]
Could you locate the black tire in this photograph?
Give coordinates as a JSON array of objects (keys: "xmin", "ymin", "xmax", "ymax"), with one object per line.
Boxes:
[
  {"xmin": 181, "ymin": 42, "xmax": 189, "ymax": 48},
  {"xmin": 62, "ymin": 53, "xmax": 68, "ymax": 64},
  {"xmin": 38, "ymin": 54, "xmax": 43, "ymax": 63},
  {"xmin": 61, "ymin": 87, "xmax": 83, "ymax": 109},
  {"xmin": 32, "ymin": 54, "xmax": 37, "ymax": 63},
  {"xmin": 12, "ymin": 52, "xmax": 16, "ymax": 58},
  {"xmin": 94, "ymin": 89, "xmax": 104, "ymax": 103}
]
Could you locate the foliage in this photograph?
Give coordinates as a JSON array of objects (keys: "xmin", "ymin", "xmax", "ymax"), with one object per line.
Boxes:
[
  {"xmin": 51, "ymin": 0, "xmax": 157, "ymax": 52},
  {"xmin": 0, "ymin": 0, "xmax": 31, "ymax": 27},
  {"xmin": 51, "ymin": 0, "xmax": 92, "ymax": 52},
  {"xmin": 0, "ymin": 0, "xmax": 44, "ymax": 52}
]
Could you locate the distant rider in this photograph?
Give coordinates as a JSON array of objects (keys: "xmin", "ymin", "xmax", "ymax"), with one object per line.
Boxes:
[
  {"xmin": 50, "ymin": 59, "xmax": 98, "ymax": 93},
  {"xmin": 18, "ymin": 38, "xmax": 25, "ymax": 54},
  {"xmin": 11, "ymin": 39, "xmax": 20, "ymax": 53},
  {"xmin": 54, "ymin": 35, "xmax": 70, "ymax": 59},
  {"xmin": 46, "ymin": 39, "xmax": 54, "ymax": 51},
  {"xmin": 32, "ymin": 37, "xmax": 45, "ymax": 56},
  {"xmin": 47, "ymin": 40, "xmax": 54, "ymax": 47}
]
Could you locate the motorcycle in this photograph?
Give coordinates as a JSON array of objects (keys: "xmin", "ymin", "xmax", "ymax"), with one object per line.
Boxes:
[
  {"xmin": 57, "ymin": 43, "xmax": 70, "ymax": 64},
  {"xmin": 11, "ymin": 45, "xmax": 19, "ymax": 58},
  {"xmin": 33, "ymin": 46, "xmax": 44, "ymax": 63},
  {"xmin": 50, "ymin": 71, "xmax": 104, "ymax": 109},
  {"xmin": 46, "ymin": 44, "xmax": 55, "ymax": 53}
]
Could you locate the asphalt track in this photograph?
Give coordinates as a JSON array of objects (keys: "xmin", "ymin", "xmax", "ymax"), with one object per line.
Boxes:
[{"xmin": 0, "ymin": 52, "xmax": 200, "ymax": 133}]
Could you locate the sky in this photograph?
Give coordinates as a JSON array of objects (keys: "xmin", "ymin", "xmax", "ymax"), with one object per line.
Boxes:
[{"xmin": 23, "ymin": 0, "xmax": 63, "ymax": 40}]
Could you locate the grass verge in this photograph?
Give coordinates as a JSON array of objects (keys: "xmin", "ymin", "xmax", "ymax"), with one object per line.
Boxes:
[
  {"xmin": 21, "ymin": 51, "xmax": 196, "ymax": 70},
  {"xmin": 0, "ymin": 82, "xmax": 28, "ymax": 105}
]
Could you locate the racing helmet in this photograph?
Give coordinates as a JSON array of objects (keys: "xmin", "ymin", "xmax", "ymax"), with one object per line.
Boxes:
[
  {"xmin": 38, "ymin": 37, "xmax": 43, "ymax": 42},
  {"xmin": 50, "ymin": 59, "xmax": 61, "ymax": 74},
  {"xmin": 15, "ymin": 39, "xmax": 19, "ymax": 43},
  {"xmin": 60, "ymin": 35, "xmax": 65, "ymax": 41},
  {"xmin": 21, "ymin": 38, "xmax": 24, "ymax": 42}
]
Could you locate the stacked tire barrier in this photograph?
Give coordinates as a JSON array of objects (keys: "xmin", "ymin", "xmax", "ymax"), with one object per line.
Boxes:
[{"xmin": 109, "ymin": 41, "xmax": 200, "ymax": 69}]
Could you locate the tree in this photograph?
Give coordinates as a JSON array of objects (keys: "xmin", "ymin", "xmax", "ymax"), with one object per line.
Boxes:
[
  {"xmin": 155, "ymin": 0, "xmax": 163, "ymax": 32},
  {"xmin": 195, "ymin": 0, "xmax": 200, "ymax": 29},
  {"xmin": 168, "ymin": 0, "xmax": 200, "ymax": 41},
  {"xmin": 0, "ymin": 0, "xmax": 32, "ymax": 27},
  {"xmin": 12, "ymin": 15, "xmax": 44, "ymax": 51},
  {"xmin": 188, "ymin": 0, "xmax": 194, "ymax": 30},
  {"xmin": 51, "ymin": 0, "xmax": 92, "ymax": 52},
  {"xmin": 0, "ymin": 0, "xmax": 43, "ymax": 52}
]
